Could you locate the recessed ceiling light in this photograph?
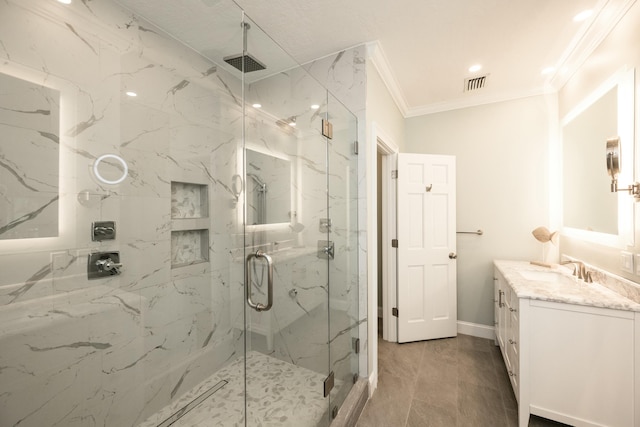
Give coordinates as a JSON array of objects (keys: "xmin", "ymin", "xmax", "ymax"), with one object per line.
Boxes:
[
  {"xmin": 252, "ymin": 103, "xmax": 262, "ymax": 108},
  {"xmin": 125, "ymin": 91, "xmax": 137, "ymax": 97},
  {"xmin": 573, "ymin": 9, "xmax": 593, "ymax": 22},
  {"xmin": 310, "ymin": 104, "xmax": 320, "ymax": 110},
  {"xmin": 468, "ymin": 64, "xmax": 482, "ymax": 73},
  {"xmin": 288, "ymin": 117, "xmax": 296, "ymax": 127},
  {"xmin": 541, "ymin": 67, "xmax": 556, "ymax": 75},
  {"xmin": 57, "ymin": 0, "xmax": 72, "ymax": 4}
]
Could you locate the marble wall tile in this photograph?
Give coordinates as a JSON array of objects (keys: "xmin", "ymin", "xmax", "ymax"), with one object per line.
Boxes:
[
  {"xmin": 0, "ymin": 72, "xmax": 60, "ymax": 240},
  {"xmin": 0, "ymin": 252, "xmax": 55, "ymax": 305},
  {"xmin": 0, "ymin": 0, "xmax": 364, "ymax": 425}
]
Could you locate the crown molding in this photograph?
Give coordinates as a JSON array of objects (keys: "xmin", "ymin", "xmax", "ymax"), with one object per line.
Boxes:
[
  {"xmin": 548, "ymin": 0, "xmax": 636, "ymax": 90},
  {"xmin": 366, "ymin": 41, "xmax": 409, "ymax": 117},
  {"xmin": 404, "ymin": 87, "xmax": 555, "ymax": 117},
  {"xmin": 367, "ymin": 0, "xmax": 636, "ymax": 119}
]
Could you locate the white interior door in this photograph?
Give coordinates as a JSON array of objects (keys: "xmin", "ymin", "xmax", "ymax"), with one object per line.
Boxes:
[{"xmin": 397, "ymin": 153, "xmax": 457, "ymax": 343}]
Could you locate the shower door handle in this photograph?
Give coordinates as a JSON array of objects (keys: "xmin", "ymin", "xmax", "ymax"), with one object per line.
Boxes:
[{"xmin": 246, "ymin": 250, "xmax": 274, "ymax": 312}]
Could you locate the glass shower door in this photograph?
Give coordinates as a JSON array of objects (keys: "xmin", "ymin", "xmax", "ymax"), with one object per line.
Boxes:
[{"xmin": 242, "ymin": 15, "xmax": 332, "ymax": 426}]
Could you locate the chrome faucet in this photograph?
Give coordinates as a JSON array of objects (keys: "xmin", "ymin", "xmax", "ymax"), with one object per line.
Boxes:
[{"xmin": 560, "ymin": 260, "xmax": 593, "ymax": 282}]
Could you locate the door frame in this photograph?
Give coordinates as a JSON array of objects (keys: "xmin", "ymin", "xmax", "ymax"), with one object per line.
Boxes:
[
  {"xmin": 378, "ymin": 142, "xmax": 398, "ymax": 343},
  {"xmin": 367, "ymin": 122, "xmax": 399, "ymax": 394},
  {"xmin": 367, "ymin": 122, "xmax": 400, "ymax": 358}
]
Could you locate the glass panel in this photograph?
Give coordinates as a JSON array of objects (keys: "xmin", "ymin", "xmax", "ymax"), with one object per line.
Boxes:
[
  {"xmin": 0, "ymin": 0, "xmax": 247, "ymax": 425},
  {"xmin": 242, "ymin": 14, "xmax": 331, "ymax": 427},
  {"xmin": 1, "ymin": 1, "xmax": 359, "ymax": 425},
  {"xmin": 327, "ymin": 93, "xmax": 360, "ymax": 413}
]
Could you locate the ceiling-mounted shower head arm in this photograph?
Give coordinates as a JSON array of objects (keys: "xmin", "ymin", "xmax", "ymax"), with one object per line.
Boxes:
[{"xmin": 242, "ymin": 22, "xmax": 249, "ymax": 55}]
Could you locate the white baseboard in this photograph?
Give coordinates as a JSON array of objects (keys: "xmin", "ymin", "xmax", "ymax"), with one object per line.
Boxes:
[
  {"xmin": 457, "ymin": 320, "xmax": 495, "ymax": 340},
  {"xmin": 368, "ymin": 370, "xmax": 378, "ymax": 397}
]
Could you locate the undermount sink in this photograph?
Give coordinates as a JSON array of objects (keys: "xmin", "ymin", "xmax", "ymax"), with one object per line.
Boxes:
[{"xmin": 518, "ymin": 270, "xmax": 575, "ymax": 284}]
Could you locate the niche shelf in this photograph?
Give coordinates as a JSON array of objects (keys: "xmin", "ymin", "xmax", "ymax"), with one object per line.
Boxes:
[
  {"xmin": 171, "ymin": 229, "xmax": 209, "ymax": 268},
  {"xmin": 171, "ymin": 182, "xmax": 209, "ymax": 219},
  {"xmin": 170, "ymin": 181, "xmax": 209, "ymax": 270}
]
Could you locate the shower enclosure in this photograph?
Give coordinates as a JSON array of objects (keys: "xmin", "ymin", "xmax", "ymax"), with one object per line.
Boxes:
[{"xmin": 0, "ymin": 0, "xmax": 359, "ymax": 426}]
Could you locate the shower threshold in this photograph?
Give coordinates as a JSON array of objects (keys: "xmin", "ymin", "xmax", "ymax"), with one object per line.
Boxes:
[{"xmin": 138, "ymin": 351, "xmax": 333, "ymax": 427}]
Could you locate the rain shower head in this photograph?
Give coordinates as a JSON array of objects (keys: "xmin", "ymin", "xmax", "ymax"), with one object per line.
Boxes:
[
  {"xmin": 225, "ymin": 22, "xmax": 266, "ymax": 73},
  {"xmin": 224, "ymin": 54, "xmax": 266, "ymax": 73}
]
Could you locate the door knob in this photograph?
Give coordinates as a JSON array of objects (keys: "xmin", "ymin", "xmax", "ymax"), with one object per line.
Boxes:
[{"xmin": 449, "ymin": 252, "xmax": 457, "ymax": 259}]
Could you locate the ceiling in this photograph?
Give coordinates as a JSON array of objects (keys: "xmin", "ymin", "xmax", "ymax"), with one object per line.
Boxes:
[{"xmin": 117, "ymin": 0, "xmax": 633, "ymax": 117}]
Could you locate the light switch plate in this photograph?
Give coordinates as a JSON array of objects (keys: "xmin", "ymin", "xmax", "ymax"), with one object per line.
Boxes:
[
  {"xmin": 621, "ymin": 251, "xmax": 634, "ymax": 273},
  {"xmin": 635, "ymin": 254, "xmax": 640, "ymax": 275}
]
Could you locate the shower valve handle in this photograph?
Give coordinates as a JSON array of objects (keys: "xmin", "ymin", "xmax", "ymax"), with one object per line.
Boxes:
[{"xmin": 96, "ymin": 258, "xmax": 122, "ymax": 274}]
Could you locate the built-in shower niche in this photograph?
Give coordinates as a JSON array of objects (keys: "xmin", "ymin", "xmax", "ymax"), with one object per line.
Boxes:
[
  {"xmin": 171, "ymin": 182, "xmax": 209, "ymax": 219},
  {"xmin": 171, "ymin": 181, "xmax": 210, "ymax": 269},
  {"xmin": 171, "ymin": 229, "xmax": 209, "ymax": 268}
]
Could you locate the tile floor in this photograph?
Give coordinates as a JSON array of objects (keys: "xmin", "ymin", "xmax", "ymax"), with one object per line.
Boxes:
[
  {"xmin": 356, "ymin": 333, "xmax": 570, "ymax": 427},
  {"xmin": 139, "ymin": 351, "xmax": 332, "ymax": 427}
]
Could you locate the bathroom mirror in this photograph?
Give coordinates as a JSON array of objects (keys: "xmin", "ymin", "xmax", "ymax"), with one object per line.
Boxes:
[
  {"xmin": 561, "ymin": 68, "xmax": 635, "ymax": 246},
  {"xmin": 0, "ymin": 72, "xmax": 60, "ymax": 240},
  {"xmin": 246, "ymin": 149, "xmax": 291, "ymax": 225}
]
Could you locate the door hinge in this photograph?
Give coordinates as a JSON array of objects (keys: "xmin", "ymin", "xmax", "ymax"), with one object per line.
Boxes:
[
  {"xmin": 353, "ymin": 140, "xmax": 359, "ymax": 155},
  {"xmin": 324, "ymin": 371, "xmax": 335, "ymax": 397},
  {"xmin": 391, "ymin": 239, "xmax": 398, "ymax": 248},
  {"xmin": 322, "ymin": 119, "xmax": 333, "ymax": 139},
  {"xmin": 392, "ymin": 307, "xmax": 398, "ymax": 317},
  {"xmin": 353, "ymin": 337, "xmax": 360, "ymax": 354},
  {"xmin": 391, "ymin": 170, "xmax": 398, "ymax": 179}
]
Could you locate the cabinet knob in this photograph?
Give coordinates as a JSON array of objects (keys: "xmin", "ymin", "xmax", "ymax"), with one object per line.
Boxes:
[
  {"xmin": 509, "ymin": 307, "xmax": 517, "ymax": 313},
  {"xmin": 508, "ymin": 370, "xmax": 516, "ymax": 377},
  {"xmin": 508, "ymin": 339, "xmax": 517, "ymax": 345}
]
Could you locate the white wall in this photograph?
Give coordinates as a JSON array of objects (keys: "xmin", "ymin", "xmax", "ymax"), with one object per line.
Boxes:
[
  {"xmin": 364, "ymin": 59, "xmax": 405, "ymax": 388},
  {"xmin": 366, "ymin": 61, "xmax": 406, "ymax": 152},
  {"xmin": 405, "ymin": 95, "xmax": 554, "ymax": 326},
  {"xmin": 559, "ymin": 1, "xmax": 640, "ymax": 281}
]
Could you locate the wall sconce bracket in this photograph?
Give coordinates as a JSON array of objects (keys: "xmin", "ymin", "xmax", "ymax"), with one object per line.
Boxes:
[{"xmin": 611, "ymin": 181, "xmax": 640, "ymax": 199}]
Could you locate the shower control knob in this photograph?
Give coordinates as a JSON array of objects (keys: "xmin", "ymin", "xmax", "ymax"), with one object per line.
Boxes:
[{"xmin": 96, "ymin": 258, "xmax": 122, "ymax": 274}]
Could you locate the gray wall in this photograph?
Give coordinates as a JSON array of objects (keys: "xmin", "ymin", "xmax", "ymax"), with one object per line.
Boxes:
[{"xmin": 404, "ymin": 95, "xmax": 553, "ymax": 326}]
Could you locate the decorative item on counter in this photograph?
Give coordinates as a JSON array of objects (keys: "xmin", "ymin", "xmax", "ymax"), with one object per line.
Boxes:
[{"xmin": 531, "ymin": 226, "xmax": 559, "ymax": 265}]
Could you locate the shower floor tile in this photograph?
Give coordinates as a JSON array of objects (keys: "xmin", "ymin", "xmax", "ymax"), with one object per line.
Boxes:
[{"xmin": 139, "ymin": 351, "xmax": 330, "ymax": 427}]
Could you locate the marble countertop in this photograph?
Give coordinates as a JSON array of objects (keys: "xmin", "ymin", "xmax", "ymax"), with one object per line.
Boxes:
[{"xmin": 494, "ymin": 260, "xmax": 640, "ymax": 312}]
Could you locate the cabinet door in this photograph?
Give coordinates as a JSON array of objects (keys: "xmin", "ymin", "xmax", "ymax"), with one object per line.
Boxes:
[
  {"xmin": 507, "ymin": 296, "xmax": 519, "ymax": 395},
  {"xmin": 493, "ymin": 274, "xmax": 499, "ymax": 345},
  {"xmin": 502, "ymin": 285, "xmax": 514, "ymax": 372},
  {"xmin": 496, "ymin": 274, "xmax": 507, "ymax": 350}
]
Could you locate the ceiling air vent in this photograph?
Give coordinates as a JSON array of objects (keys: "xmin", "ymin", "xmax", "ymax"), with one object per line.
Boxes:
[{"xmin": 464, "ymin": 75, "xmax": 487, "ymax": 92}]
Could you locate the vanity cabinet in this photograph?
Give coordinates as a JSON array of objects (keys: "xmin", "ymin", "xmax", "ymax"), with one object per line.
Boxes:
[
  {"xmin": 493, "ymin": 263, "xmax": 640, "ymax": 427},
  {"xmin": 494, "ymin": 272, "xmax": 519, "ymax": 395}
]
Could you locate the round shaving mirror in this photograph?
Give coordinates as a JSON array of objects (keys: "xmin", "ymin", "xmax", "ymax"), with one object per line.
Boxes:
[{"xmin": 606, "ymin": 137, "xmax": 621, "ymax": 179}]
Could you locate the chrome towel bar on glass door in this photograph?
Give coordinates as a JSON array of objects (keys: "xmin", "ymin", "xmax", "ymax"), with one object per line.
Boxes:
[
  {"xmin": 245, "ymin": 250, "xmax": 274, "ymax": 312},
  {"xmin": 456, "ymin": 229, "xmax": 483, "ymax": 235}
]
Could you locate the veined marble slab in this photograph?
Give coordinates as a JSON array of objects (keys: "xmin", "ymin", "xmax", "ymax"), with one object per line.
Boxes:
[{"xmin": 494, "ymin": 260, "xmax": 640, "ymax": 312}]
